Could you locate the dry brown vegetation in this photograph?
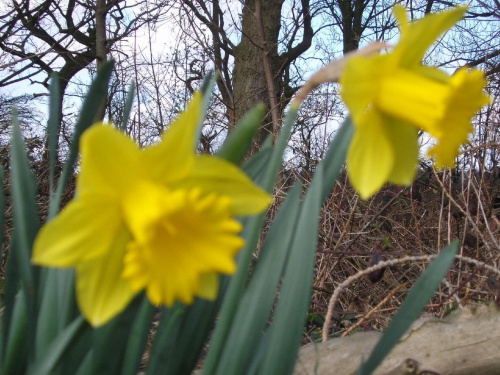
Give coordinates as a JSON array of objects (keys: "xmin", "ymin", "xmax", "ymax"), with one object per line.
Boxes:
[{"xmin": 272, "ymin": 112, "xmax": 500, "ymax": 344}]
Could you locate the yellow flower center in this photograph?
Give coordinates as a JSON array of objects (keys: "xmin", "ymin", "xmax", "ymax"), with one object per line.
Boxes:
[{"xmin": 121, "ymin": 182, "xmax": 244, "ymax": 306}]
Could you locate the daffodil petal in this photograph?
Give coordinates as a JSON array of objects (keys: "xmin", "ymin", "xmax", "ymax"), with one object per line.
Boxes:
[
  {"xmin": 385, "ymin": 118, "xmax": 419, "ymax": 185},
  {"xmin": 197, "ymin": 273, "xmax": 219, "ymax": 301},
  {"xmin": 427, "ymin": 135, "xmax": 464, "ymax": 168},
  {"xmin": 340, "ymin": 55, "xmax": 386, "ymax": 124},
  {"xmin": 436, "ymin": 69, "xmax": 490, "ymax": 138},
  {"xmin": 173, "ymin": 155, "xmax": 272, "ymax": 216},
  {"xmin": 347, "ymin": 112, "xmax": 394, "ymax": 199},
  {"xmin": 394, "ymin": 5, "xmax": 467, "ymax": 67},
  {"xmin": 392, "ymin": 5, "xmax": 408, "ymax": 35},
  {"xmin": 426, "ymin": 69, "xmax": 489, "ymax": 168},
  {"xmin": 376, "ymin": 68, "xmax": 448, "ymax": 130},
  {"xmin": 78, "ymin": 125, "xmax": 141, "ymax": 196},
  {"xmin": 75, "ymin": 227, "xmax": 136, "ymax": 327},
  {"xmin": 32, "ymin": 195, "xmax": 122, "ymax": 266},
  {"xmin": 142, "ymin": 92, "xmax": 203, "ymax": 184},
  {"xmin": 413, "ymin": 65, "xmax": 451, "ymax": 84}
]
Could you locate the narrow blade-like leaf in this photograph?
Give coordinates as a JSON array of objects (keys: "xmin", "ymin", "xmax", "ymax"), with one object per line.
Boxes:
[
  {"xmin": 10, "ymin": 112, "xmax": 40, "ymax": 359},
  {"xmin": 215, "ymin": 183, "xmax": 302, "ymax": 374},
  {"xmin": 92, "ymin": 293, "xmax": 148, "ymax": 373},
  {"xmin": 120, "ymin": 82, "xmax": 135, "ymax": 131},
  {"xmin": 28, "ymin": 316, "xmax": 89, "ymax": 375},
  {"xmin": 203, "ymin": 105, "xmax": 299, "ymax": 374},
  {"xmin": 321, "ymin": 117, "xmax": 354, "ymax": 202},
  {"xmin": 47, "ymin": 73, "xmax": 61, "ymax": 194},
  {"xmin": 357, "ymin": 241, "xmax": 459, "ymax": 375},
  {"xmin": 145, "ymin": 304, "xmax": 184, "ymax": 375},
  {"xmin": 0, "ymin": 166, "xmax": 5, "ymax": 287},
  {"xmin": 3, "ymin": 291, "xmax": 28, "ymax": 375},
  {"xmin": 258, "ymin": 164, "xmax": 323, "ymax": 375},
  {"xmin": 121, "ymin": 296, "xmax": 156, "ymax": 375},
  {"xmin": 217, "ymin": 104, "xmax": 266, "ymax": 165}
]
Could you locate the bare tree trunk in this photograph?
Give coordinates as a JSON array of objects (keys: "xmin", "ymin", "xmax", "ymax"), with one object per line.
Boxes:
[
  {"xmin": 339, "ymin": 0, "xmax": 366, "ymax": 54},
  {"xmin": 232, "ymin": 0, "xmax": 283, "ymax": 152},
  {"xmin": 180, "ymin": 0, "xmax": 313, "ymax": 153},
  {"xmin": 95, "ymin": 0, "xmax": 108, "ymax": 121}
]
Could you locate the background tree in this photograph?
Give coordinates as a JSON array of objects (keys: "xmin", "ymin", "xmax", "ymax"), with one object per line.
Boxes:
[
  {"xmin": 0, "ymin": 0, "xmax": 163, "ymax": 150},
  {"xmin": 0, "ymin": 93, "xmax": 43, "ymax": 166},
  {"xmin": 178, "ymin": 0, "xmax": 315, "ymax": 151}
]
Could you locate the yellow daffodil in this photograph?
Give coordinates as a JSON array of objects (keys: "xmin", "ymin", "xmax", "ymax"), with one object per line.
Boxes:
[
  {"xmin": 32, "ymin": 92, "xmax": 271, "ymax": 327},
  {"xmin": 340, "ymin": 6, "xmax": 489, "ymax": 199}
]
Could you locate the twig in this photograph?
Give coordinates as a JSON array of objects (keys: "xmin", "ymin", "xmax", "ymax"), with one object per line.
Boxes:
[
  {"xmin": 433, "ymin": 168, "xmax": 493, "ymax": 252},
  {"xmin": 322, "ymin": 254, "xmax": 500, "ymax": 342},
  {"xmin": 342, "ymin": 282, "xmax": 409, "ymax": 337},
  {"xmin": 316, "ymin": 196, "xmax": 359, "ymax": 285},
  {"xmin": 323, "ymin": 254, "xmax": 435, "ymax": 342}
]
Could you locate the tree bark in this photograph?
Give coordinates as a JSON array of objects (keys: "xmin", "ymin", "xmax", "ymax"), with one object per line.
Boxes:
[
  {"xmin": 95, "ymin": 0, "xmax": 108, "ymax": 121},
  {"xmin": 180, "ymin": 0, "xmax": 313, "ymax": 153},
  {"xmin": 232, "ymin": 0, "xmax": 284, "ymax": 151},
  {"xmin": 339, "ymin": 0, "xmax": 366, "ymax": 54}
]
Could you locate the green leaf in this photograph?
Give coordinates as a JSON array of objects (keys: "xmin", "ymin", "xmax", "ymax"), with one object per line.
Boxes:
[
  {"xmin": 145, "ymin": 304, "xmax": 184, "ymax": 375},
  {"xmin": 3, "ymin": 291, "xmax": 28, "ymax": 375},
  {"xmin": 0, "ymin": 166, "xmax": 5, "ymax": 288},
  {"xmin": 320, "ymin": 117, "xmax": 354, "ymax": 202},
  {"xmin": 194, "ymin": 72, "xmax": 216, "ymax": 148},
  {"xmin": 357, "ymin": 241, "xmax": 459, "ymax": 375},
  {"xmin": 258, "ymin": 164, "xmax": 323, "ymax": 375},
  {"xmin": 73, "ymin": 350, "xmax": 93, "ymax": 375},
  {"xmin": 143, "ymin": 277, "xmax": 233, "ymax": 375},
  {"xmin": 153, "ymin": 296, "xmax": 224, "ymax": 375},
  {"xmin": 33, "ymin": 62, "xmax": 114, "ymax": 368},
  {"xmin": 215, "ymin": 183, "xmax": 302, "ymax": 374},
  {"xmin": 0, "ymin": 308, "xmax": 3, "ymax": 369},
  {"xmin": 2, "ymin": 235, "xmax": 21, "ymax": 362},
  {"xmin": 35, "ymin": 268, "xmax": 77, "ymax": 364},
  {"xmin": 121, "ymin": 296, "xmax": 156, "ymax": 375},
  {"xmin": 242, "ymin": 146, "xmax": 273, "ymax": 186},
  {"xmin": 202, "ymin": 106, "xmax": 299, "ymax": 374},
  {"xmin": 47, "ymin": 73, "xmax": 61, "ymax": 194},
  {"xmin": 92, "ymin": 293, "xmax": 149, "ymax": 374},
  {"xmin": 57, "ymin": 323, "xmax": 92, "ymax": 375},
  {"xmin": 200, "ymin": 71, "xmax": 216, "ymax": 95},
  {"xmin": 27, "ymin": 316, "xmax": 89, "ymax": 375},
  {"xmin": 217, "ymin": 104, "xmax": 266, "ymax": 165},
  {"xmin": 10, "ymin": 112, "xmax": 40, "ymax": 359},
  {"xmin": 48, "ymin": 60, "xmax": 114, "ymax": 218},
  {"xmin": 120, "ymin": 82, "xmax": 135, "ymax": 131},
  {"xmin": 261, "ymin": 106, "xmax": 299, "ymax": 193}
]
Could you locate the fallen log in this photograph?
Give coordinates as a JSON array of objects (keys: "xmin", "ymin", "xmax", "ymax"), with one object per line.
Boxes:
[{"xmin": 294, "ymin": 303, "xmax": 500, "ymax": 375}]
